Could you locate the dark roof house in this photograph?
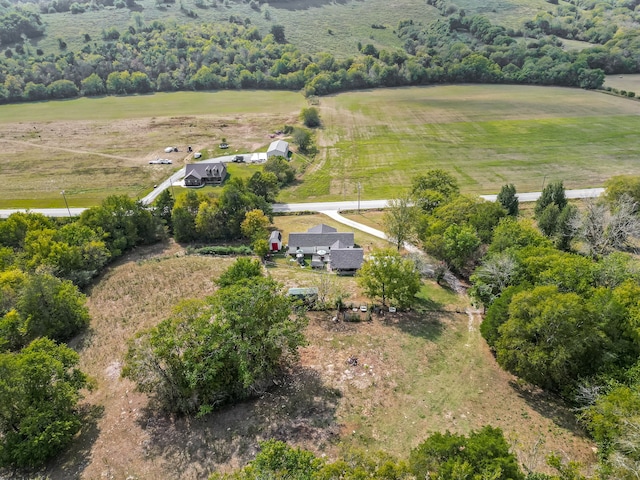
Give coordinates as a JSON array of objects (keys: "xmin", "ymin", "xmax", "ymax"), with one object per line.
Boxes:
[
  {"xmin": 329, "ymin": 242, "xmax": 364, "ymax": 274},
  {"xmin": 184, "ymin": 163, "xmax": 227, "ymax": 187},
  {"xmin": 287, "ymin": 224, "xmax": 363, "ymax": 273},
  {"xmin": 287, "ymin": 224, "xmax": 354, "ymax": 255}
]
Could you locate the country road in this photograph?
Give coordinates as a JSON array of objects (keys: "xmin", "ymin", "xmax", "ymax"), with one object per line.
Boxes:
[{"xmin": 0, "ymin": 188, "xmax": 605, "ymax": 219}]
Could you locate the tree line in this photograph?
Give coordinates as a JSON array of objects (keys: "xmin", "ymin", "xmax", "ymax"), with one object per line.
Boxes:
[{"xmin": 4, "ymin": 0, "xmax": 636, "ymax": 104}]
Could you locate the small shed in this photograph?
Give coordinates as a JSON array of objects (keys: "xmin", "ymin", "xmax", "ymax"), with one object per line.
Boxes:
[
  {"xmin": 287, "ymin": 287, "xmax": 318, "ymax": 303},
  {"xmin": 267, "ymin": 140, "xmax": 289, "ymax": 158},
  {"xmin": 269, "ymin": 231, "xmax": 282, "ymax": 252}
]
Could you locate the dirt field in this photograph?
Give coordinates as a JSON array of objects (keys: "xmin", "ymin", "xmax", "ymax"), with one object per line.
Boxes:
[{"xmin": 28, "ymin": 239, "xmax": 596, "ymax": 480}]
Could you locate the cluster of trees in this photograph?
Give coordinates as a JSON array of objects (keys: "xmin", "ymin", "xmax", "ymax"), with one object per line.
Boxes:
[
  {"xmin": 211, "ymin": 426, "xmax": 585, "ymax": 480},
  {"xmin": 0, "ymin": 194, "xmax": 169, "ymax": 469},
  {"xmin": 467, "ymin": 177, "xmax": 640, "ymax": 478},
  {"xmin": 0, "ymin": 6, "xmax": 44, "ymax": 45},
  {"xmin": 384, "ymin": 170, "xmax": 507, "ymax": 275},
  {"xmin": 122, "ymin": 258, "xmax": 307, "ymax": 415},
  {"xmin": 168, "ymin": 157, "xmax": 295, "ymax": 246},
  {"xmin": 3, "ymin": 0, "xmax": 633, "ymax": 105}
]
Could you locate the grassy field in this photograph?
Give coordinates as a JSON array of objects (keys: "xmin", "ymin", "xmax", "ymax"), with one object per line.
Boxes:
[
  {"xmin": 279, "ymin": 84, "xmax": 640, "ymax": 202},
  {"xmin": 0, "ymin": 90, "xmax": 304, "ymax": 208},
  {"xmin": 42, "ymin": 236, "xmax": 596, "ymax": 479},
  {"xmin": 604, "ymin": 74, "xmax": 640, "ymax": 93},
  {"xmin": 3, "ymin": 85, "xmax": 640, "ymax": 208}
]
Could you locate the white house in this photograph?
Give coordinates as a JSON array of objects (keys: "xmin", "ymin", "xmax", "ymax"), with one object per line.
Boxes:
[{"xmin": 267, "ymin": 140, "xmax": 289, "ymax": 158}]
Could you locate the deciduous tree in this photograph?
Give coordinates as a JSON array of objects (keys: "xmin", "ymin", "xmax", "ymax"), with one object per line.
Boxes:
[
  {"xmin": 357, "ymin": 248, "xmax": 421, "ymax": 307},
  {"xmin": 383, "ymin": 195, "xmax": 418, "ymax": 250},
  {"xmin": 0, "ymin": 338, "xmax": 89, "ymax": 468}
]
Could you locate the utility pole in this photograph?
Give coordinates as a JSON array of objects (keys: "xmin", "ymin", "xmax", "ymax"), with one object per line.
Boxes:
[
  {"xmin": 60, "ymin": 190, "xmax": 71, "ymax": 217},
  {"xmin": 541, "ymin": 174, "xmax": 547, "ymax": 191}
]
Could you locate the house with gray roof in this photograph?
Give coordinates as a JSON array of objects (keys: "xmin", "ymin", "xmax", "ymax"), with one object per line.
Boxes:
[
  {"xmin": 184, "ymin": 163, "xmax": 227, "ymax": 187},
  {"xmin": 287, "ymin": 224, "xmax": 363, "ymax": 274}
]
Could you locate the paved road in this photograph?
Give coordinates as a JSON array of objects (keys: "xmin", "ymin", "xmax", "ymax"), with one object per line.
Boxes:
[{"xmin": 0, "ymin": 188, "xmax": 605, "ymax": 219}]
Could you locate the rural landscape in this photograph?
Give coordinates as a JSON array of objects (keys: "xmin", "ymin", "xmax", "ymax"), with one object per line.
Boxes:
[{"xmin": 3, "ymin": 0, "xmax": 640, "ymax": 478}]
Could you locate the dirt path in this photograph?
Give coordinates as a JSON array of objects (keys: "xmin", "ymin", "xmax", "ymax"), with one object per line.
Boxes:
[{"xmin": 5, "ymin": 138, "xmax": 135, "ymax": 161}]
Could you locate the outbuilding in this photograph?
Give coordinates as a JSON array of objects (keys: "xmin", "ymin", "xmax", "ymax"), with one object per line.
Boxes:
[
  {"xmin": 267, "ymin": 140, "xmax": 289, "ymax": 158},
  {"xmin": 269, "ymin": 230, "xmax": 282, "ymax": 252}
]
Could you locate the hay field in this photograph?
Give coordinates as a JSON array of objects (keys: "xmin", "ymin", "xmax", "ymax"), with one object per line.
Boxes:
[{"xmin": 280, "ymin": 85, "xmax": 640, "ymax": 202}]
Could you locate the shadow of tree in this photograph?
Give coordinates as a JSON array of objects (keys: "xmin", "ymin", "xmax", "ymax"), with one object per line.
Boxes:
[
  {"xmin": 379, "ymin": 309, "xmax": 446, "ymax": 342},
  {"xmin": 508, "ymin": 380, "xmax": 589, "ymax": 436},
  {"xmin": 138, "ymin": 367, "xmax": 340, "ymax": 477},
  {"xmin": 44, "ymin": 404, "xmax": 105, "ymax": 480}
]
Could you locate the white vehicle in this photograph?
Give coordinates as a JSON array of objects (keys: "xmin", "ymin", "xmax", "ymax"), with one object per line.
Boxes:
[
  {"xmin": 194, "ymin": 152, "xmax": 202, "ymax": 159},
  {"xmin": 149, "ymin": 159, "xmax": 161, "ymax": 164},
  {"xmin": 160, "ymin": 159, "xmax": 172, "ymax": 164},
  {"xmin": 388, "ymin": 306, "xmax": 397, "ymax": 313},
  {"xmin": 360, "ymin": 305, "xmax": 368, "ymax": 312},
  {"xmin": 164, "ymin": 147, "xmax": 174, "ymax": 153}
]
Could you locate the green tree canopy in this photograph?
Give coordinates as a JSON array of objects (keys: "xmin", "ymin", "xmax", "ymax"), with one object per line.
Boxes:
[
  {"xmin": 409, "ymin": 426, "xmax": 524, "ymax": 480},
  {"xmin": 0, "ymin": 338, "xmax": 89, "ymax": 468},
  {"xmin": 495, "ymin": 285, "xmax": 603, "ymax": 392},
  {"xmin": 411, "ymin": 169, "xmax": 459, "ymax": 213},
  {"xmin": 357, "ymin": 248, "xmax": 421, "ymax": 307},
  {"xmin": 497, "ymin": 183, "xmax": 519, "ymax": 216},
  {"xmin": 123, "ymin": 275, "xmax": 306, "ymax": 415}
]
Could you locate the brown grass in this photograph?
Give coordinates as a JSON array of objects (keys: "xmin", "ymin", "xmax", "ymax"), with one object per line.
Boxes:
[
  {"xmin": 0, "ymin": 112, "xmax": 300, "ymax": 208},
  {"xmin": 38, "ymin": 240, "xmax": 595, "ymax": 479}
]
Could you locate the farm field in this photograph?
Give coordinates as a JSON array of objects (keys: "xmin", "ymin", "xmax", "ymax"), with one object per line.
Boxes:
[
  {"xmin": 0, "ymin": 91, "xmax": 304, "ymax": 208},
  {"xmin": 42, "ymin": 237, "xmax": 596, "ymax": 479},
  {"xmin": 2, "ymin": 85, "xmax": 640, "ymax": 208},
  {"xmin": 604, "ymin": 73, "xmax": 640, "ymax": 93},
  {"xmin": 280, "ymin": 84, "xmax": 640, "ymax": 202}
]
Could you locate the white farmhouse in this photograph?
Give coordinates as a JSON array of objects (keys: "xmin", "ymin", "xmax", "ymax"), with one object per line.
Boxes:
[{"xmin": 267, "ymin": 140, "xmax": 289, "ymax": 158}]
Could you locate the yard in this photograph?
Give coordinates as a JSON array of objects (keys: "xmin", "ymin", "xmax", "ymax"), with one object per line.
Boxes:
[{"xmin": 41, "ymin": 237, "xmax": 596, "ymax": 479}]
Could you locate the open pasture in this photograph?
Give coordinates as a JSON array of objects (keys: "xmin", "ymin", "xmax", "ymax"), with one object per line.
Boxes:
[
  {"xmin": 0, "ymin": 91, "xmax": 304, "ymax": 208},
  {"xmin": 2, "ymin": 85, "xmax": 639, "ymax": 208},
  {"xmin": 280, "ymin": 85, "xmax": 640, "ymax": 202}
]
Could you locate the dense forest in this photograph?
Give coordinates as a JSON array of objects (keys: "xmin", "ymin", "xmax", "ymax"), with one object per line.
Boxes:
[{"xmin": 2, "ymin": 0, "xmax": 640, "ymax": 102}]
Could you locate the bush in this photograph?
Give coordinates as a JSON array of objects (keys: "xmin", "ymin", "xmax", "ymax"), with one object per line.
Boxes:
[{"xmin": 189, "ymin": 245, "xmax": 253, "ymax": 255}]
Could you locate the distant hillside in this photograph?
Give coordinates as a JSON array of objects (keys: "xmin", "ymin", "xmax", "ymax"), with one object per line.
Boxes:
[{"xmin": 0, "ymin": 0, "xmax": 638, "ymax": 103}]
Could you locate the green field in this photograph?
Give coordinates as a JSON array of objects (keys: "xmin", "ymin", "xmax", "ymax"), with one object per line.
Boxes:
[
  {"xmin": 280, "ymin": 85, "xmax": 640, "ymax": 201},
  {"xmin": 0, "ymin": 90, "xmax": 305, "ymax": 123},
  {"xmin": 2, "ymin": 85, "xmax": 640, "ymax": 208}
]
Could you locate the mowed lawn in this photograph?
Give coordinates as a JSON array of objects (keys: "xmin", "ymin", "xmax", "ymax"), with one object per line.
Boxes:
[{"xmin": 280, "ymin": 85, "xmax": 640, "ymax": 202}]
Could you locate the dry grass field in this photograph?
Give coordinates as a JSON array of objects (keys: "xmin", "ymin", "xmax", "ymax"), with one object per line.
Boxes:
[
  {"xmin": 35, "ymin": 227, "xmax": 596, "ymax": 479},
  {"xmin": 0, "ymin": 91, "xmax": 304, "ymax": 208}
]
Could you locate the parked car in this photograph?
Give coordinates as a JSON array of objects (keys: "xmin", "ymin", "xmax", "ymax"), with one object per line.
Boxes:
[
  {"xmin": 149, "ymin": 159, "xmax": 161, "ymax": 164},
  {"xmin": 233, "ymin": 155, "xmax": 244, "ymax": 163},
  {"xmin": 360, "ymin": 305, "xmax": 368, "ymax": 312},
  {"xmin": 160, "ymin": 159, "xmax": 172, "ymax": 164},
  {"xmin": 164, "ymin": 147, "xmax": 174, "ymax": 153},
  {"xmin": 194, "ymin": 152, "xmax": 202, "ymax": 159},
  {"xmin": 219, "ymin": 143, "xmax": 229, "ymax": 149}
]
